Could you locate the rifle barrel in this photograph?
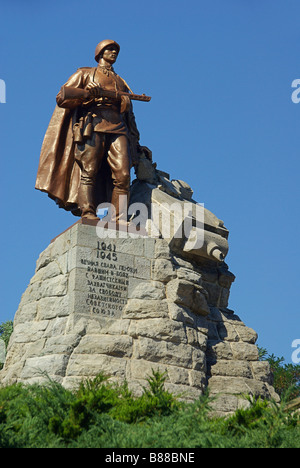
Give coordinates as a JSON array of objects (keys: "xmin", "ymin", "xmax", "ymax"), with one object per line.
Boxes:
[
  {"xmin": 125, "ymin": 92, "xmax": 151, "ymax": 102},
  {"xmin": 99, "ymin": 87, "xmax": 151, "ymax": 102}
]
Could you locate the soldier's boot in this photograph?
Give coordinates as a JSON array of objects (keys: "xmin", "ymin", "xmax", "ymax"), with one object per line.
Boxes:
[
  {"xmin": 110, "ymin": 189, "xmax": 129, "ymax": 228},
  {"xmin": 78, "ymin": 183, "xmax": 99, "ymax": 221}
]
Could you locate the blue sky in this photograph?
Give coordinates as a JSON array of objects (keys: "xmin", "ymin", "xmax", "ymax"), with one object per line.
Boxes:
[{"xmin": 0, "ymin": 0, "xmax": 299, "ymax": 363}]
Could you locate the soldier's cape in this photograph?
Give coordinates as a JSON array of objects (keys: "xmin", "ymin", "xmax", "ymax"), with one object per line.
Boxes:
[{"xmin": 36, "ymin": 104, "xmax": 80, "ymax": 215}]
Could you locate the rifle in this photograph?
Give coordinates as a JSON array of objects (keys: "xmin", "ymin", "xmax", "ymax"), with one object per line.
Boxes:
[
  {"xmin": 60, "ymin": 85, "xmax": 151, "ymax": 105},
  {"xmin": 95, "ymin": 86, "xmax": 151, "ymax": 102}
]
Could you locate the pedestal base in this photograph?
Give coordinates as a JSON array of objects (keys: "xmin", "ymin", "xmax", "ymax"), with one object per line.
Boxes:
[{"xmin": 0, "ymin": 222, "xmax": 278, "ymax": 416}]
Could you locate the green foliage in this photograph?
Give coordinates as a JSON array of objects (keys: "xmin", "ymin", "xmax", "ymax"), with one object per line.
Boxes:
[
  {"xmin": 224, "ymin": 394, "xmax": 300, "ymax": 448},
  {"xmin": 0, "ymin": 370, "xmax": 299, "ymax": 448},
  {"xmin": 48, "ymin": 371, "xmax": 180, "ymax": 442},
  {"xmin": 0, "ymin": 320, "xmax": 299, "ymax": 448},
  {"xmin": 0, "ymin": 321, "xmax": 13, "ymax": 348},
  {"xmin": 0, "ymin": 321, "xmax": 13, "ymax": 371},
  {"xmin": 258, "ymin": 347, "xmax": 300, "ymax": 400}
]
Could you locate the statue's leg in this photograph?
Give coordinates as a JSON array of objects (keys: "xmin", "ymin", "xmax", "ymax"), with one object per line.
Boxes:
[
  {"xmin": 107, "ymin": 135, "xmax": 130, "ymax": 226},
  {"xmin": 75, "ymin": 133, "xmax": 106, "ymax": 220}
]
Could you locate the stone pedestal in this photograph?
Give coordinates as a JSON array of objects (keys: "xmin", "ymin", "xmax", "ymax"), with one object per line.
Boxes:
[{"xmin": 0, "ymin": 218, "xmax": 278, "ymax": 416}]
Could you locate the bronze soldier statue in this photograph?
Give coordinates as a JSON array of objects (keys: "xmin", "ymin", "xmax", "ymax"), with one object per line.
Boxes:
[{"xmin": 35, "ymin": 40, "xmax": 150, "ymax": 226}]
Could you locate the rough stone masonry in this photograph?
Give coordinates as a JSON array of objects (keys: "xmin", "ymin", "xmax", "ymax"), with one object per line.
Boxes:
[{"xmin": 0, "ymin": 171, "xmax": 279, "ymax": 417}]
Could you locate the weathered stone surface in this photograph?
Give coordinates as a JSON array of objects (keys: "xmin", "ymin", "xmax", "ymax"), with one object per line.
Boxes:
[
  {"xmin": 75, "ymin": 335, "xmax": 133, "ymax": 358},
  {"xmin": 128, "ymin": 359, "xmax": 194, "ymax": 389},
  {"xmin": 192, "ymin": 286, "xmax": 210, "ymax": 316},
  {"xmin": 153, "ymin": 239, "xmax": 170, "ymax": 259},
  {"xmin": 171, "ymin": 179, "xmax": 194, "ymax": 201},
  {"xmin": 0, "ymin": 221, "xmax": 278, "ymax": 417},
  {"xmin": 66, "ymin": 354, "xmax": 127, "ymax": 378},
  {"xmin": 12, "ymin": 321, "xmax": 49, "ymax": 343},
  {"xmin": 217, "ymin": 321, "xmax": 240, "ymax": 342},
  {"xmin": 128, "ymin": 318, "xmax": 187, "ymax": 343},
  {"xmin": 166, "ymin": 279, "xmax": 194, "ymax": 308},
  {"xmin": 37, "ymin": 296, "xmax": 70, "ymax": 320},
  {"xmin": 151, "ymin": 258, "xmax": 176, "ymax": 282},
  {"xmin": 206, "ymin": 340, "xmax": 234, "ymax": 361},
  {"xmin": 231, "ymin": 342, "xmax": 259, "ymax": 361},
  {"xmin": 251, "ymin": 361, "xmax": 273, "ymax": 383},
  {"xmin": 167, "ymin": 302, "xmax": 197, "ymax": 326},
  {"xmin": 209, "ymin": 360, "xmax": 253, "ymax": 379},
  {"xmin": 235, "ymin": 325, "xmax": 258, "ymax": 344},
  {"xmin": 20, "ymin": 354, "xmax": 69, "ymax": 379},
  {"xmin": 135, "ymin": 337, "xmax": 194, "ymax": 368},
  {"xmin": 31, "ymin": 261, "xmax": 62, "ymax": 283},
  {"xmin": 85, "ymin": 317, "xmax": 131, "ymax": 336},
  {"xmin": 208, "ymin": 376, "xmax": 270, "ymax": 397},
  {"xmin": 129, "ymin": 280, "xmax": 165, "ymax": 300},
  {"xmin": 123, "ymin": 299, "xmax": 169, "ymax": 319},
  {"xmin": 209, "ymin": 394, "xmax": 250, "ymax": 418},
  {"xmin": 176, "ymin": 267, "xmax": 202, "ymax": 284},
  {"xmin": 42, "ymin": 335, "xmax": 81, "ymax": 355},
  {"xmin": 166, "ymin": 279, "xmax": 210, "ymax": 316}
]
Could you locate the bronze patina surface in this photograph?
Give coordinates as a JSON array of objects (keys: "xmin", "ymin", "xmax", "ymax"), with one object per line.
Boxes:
[{"xmin": 36, "ymin": 40, "xmax": 150, "ymax": 225}]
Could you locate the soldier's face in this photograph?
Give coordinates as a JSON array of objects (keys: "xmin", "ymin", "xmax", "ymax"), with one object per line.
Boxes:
[{"xmin": 102, "ymin": 45, "xmax": 119, "ymax": 64}]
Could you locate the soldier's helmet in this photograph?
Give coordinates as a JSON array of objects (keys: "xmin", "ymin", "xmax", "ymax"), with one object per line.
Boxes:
[{"xmin": 95, "ymin": 40, "xmax": 120, "ymax": 63}]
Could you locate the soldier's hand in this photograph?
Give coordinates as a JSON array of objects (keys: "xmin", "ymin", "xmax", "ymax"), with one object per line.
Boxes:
[{"xmin": 86, "ymin": 83, "xmax": 102, "ymax": 98}]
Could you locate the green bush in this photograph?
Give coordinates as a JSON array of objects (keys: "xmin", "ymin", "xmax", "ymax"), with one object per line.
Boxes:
[
  {"xmin": 258, "ymin": 347, "xmax": 300, "ymax": 400},
  {"xmin": 0, "ymin": 321, "xmax": 13, "ymax": 371},
  {"xmin": 0, "ymin": 371, "xmax": 299, "ymax": 448},
  {"xmin": 0, "ymin": 321, "xmax": 13, "ymax": 348},
  {"xmin": 0, "ymin": 321, "xmax": 299, "ymax": 448},
  {"xmin": 224, "ymin": 394, "xmax": 300, "ymax": 448}
]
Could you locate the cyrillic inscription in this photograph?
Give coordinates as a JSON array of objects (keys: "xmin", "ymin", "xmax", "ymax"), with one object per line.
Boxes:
[{"xmin": 80, "ymin": 241, "xmax": 137, "ymax": 318}]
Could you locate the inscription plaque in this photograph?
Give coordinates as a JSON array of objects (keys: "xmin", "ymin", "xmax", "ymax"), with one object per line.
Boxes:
[{"xmin": 77, "ymin": 241, "xmax": 137, "ymax": 318}]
